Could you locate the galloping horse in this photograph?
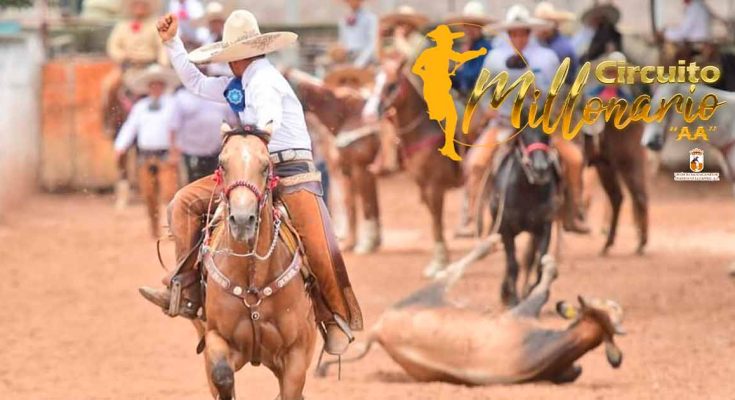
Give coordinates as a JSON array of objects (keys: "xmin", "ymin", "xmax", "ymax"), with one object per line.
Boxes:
[
  {"xmin": 488, "ymin": 123, "xmax": 560, "ymax": 306},
  {"xmin": 200, "ymin": 133, "xmax": 316, "ymax": 400},
  {"xmin": 285, "ymin": 69, "xmax": 382, "ymax": 254}
]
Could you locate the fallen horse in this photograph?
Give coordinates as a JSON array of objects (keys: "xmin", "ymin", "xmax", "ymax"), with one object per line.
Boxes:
[{"xmin": 318, "ymin": 257, "xmax": 625, "ymax": 384}]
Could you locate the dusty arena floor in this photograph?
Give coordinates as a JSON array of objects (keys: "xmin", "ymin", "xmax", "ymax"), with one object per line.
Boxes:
[{"xmin": 1, "ymin": 172, "xmax": 734, "ymax": 399}]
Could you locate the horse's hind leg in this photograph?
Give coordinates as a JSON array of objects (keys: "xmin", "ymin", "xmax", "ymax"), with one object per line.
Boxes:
[
  {"xmin": 421, "ymin": 183, "xmax": 449, "ymax": 278},
  {"xmin": 339, "ymin": 169, "xmax": 358, "ymax": 252},
  {"xmin": 619, "ymin": 159, "xmax": 648, "ymax": 255},
  {"xmin": 521, "ymin": 234, "xmax": 539, "ymax": 299},
  {"xmin": 595, "ymin": 162, "xmax": 622, "ymax": 256},
  {"xmin": 204, "ymin": 331, "xmax": 235, "ymax": 400},
  {"xmin": 353, "ymin": 167, "xmax": 381, "ymax": 254}
]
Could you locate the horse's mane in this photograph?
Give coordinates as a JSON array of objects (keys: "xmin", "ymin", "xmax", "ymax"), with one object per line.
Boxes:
[{"xmin": 222, "ymin": 125, "xmax": 271, "ymax": 146}]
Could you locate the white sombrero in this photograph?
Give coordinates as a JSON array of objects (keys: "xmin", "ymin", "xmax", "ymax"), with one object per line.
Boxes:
[
  {"xmin": 534, "ymin": 1, "xmax": 575, "ymax": 23},
  {"xmin": 380, "ymin": 5, "xmax": 429, "ymax": 29},
  {"xmin": 122, "ymin": 0, "xmax": 161, "ymax": 15},
  {"xmin": 444, "ymin": 1, "xmax": 496, "ymax": 26},
  {"xmin": 193, "ymin": 1, "xmax": 227, "ymax": 27},
  {"xmin": 188, "ymin": 10, "xmax": 298, "ymax": 64},
  {"xmin": 127, "ymin": 64, "xmax": 180, "ymax": 95},
  {"xmin": 487, "ymin": 5, "xmax": 552, "ymax": 32}
]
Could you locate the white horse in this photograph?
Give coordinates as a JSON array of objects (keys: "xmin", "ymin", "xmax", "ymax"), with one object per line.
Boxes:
[
  {"xmin": 641, "ymin": 83, "xmax": 735, "ymax": 186},
  {"xmin": 641, "ymin": 83, "xmax": 735, "ymax": 276}
]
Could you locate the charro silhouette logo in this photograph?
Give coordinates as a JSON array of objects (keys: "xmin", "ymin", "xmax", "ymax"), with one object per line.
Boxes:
[
  {"xmin": 411, "ymin": 24, "xmax": 487, "ymax": 161},
  {"xmin": 690, "ymin": 148, "xmax": 704, "ymax": 173}
]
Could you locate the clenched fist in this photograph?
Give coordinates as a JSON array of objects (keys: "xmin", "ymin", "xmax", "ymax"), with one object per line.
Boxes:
[{"xmin": 156, "ymin": 13, "xmax": 179, "ymax": 42}]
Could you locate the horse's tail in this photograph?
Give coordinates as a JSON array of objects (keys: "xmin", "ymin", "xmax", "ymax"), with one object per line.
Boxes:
[{"xmin": 315, "ymin": 333, "xmax": 378, "ymax": 378}]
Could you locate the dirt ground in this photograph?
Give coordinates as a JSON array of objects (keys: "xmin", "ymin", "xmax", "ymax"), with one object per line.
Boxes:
[{"xmin": 1, "ymin": 171, "xmax": 734, "ymax": 400}]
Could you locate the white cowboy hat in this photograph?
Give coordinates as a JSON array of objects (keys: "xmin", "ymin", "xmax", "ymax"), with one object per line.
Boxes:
[
  {"xmin": 323, "ymin": 65, "xmax": 374, "ymax": 89},
  {"xmin": 380, "ymin": 5, "xmax": 429, "ymax": 29},
  {"xmin": 581, "ymin": 3, "xmax": 621, "ymax": 25},
  {"xmin": 534, "ymin": 1, "xmax": 575, "ymax": 23},
  {"xmin": 188, "ymin": 10, "xmax": 298, "ymax": 64},
  {"xmin": 487, "ymin": 5, "xmax": 552, "ymax": 32},
  {"xmin": 122, "ymin": 0, "xmax": 161, "ymax": 15},
  {"xmin": 444, "ymin": 1, "xmax": 496, "ymax": 26},
  {"xmin": 128, "ymin": 64, "xmax": 180, "ymax": 95},
  {"xmin": 193, "ymin": 1, "xmax": 227, "ymax": 27}
]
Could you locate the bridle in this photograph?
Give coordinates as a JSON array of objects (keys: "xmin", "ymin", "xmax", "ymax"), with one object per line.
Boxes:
[
  {"xmin": 380, "ymin": 69, "xmax": 426, "ymax": 135},
  {"xmin": 515, "ymin": 135, "xmax": 554, "ymax": 186}
]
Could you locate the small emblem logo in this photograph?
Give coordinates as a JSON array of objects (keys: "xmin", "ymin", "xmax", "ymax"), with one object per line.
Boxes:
[{"xmin": 689, "ymin": 148, "xmax": 704, "ymax": 172}]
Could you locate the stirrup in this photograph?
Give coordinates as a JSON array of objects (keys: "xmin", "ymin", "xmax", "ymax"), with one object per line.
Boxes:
[
  {"xmin": 331, "ymin": 314, "xmax": 355, "ymax": 343},
  {"xmin": 168, "ymin": 280, "xmax": 182, "ymax": 317}
]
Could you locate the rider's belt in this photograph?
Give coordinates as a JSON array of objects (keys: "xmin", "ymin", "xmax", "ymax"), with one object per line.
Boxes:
[
  {"xmin": 138, "ymin": 149, "xmax": 169, "ymax": 158},
  {"xmin": 274, "ymin": 160, "xmax": 316, "ymax": 178},
  {"xmin": 269, "ymin": 148, "xmax": 312, "ymax": 164}
]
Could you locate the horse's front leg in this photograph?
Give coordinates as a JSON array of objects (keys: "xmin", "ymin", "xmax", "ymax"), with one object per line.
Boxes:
[
  {"xmin": 595, "ymin": 162, "xmax": 622, "ymax": 256},
  {"xmin": 353, "ymin": 166, "xmax": 381, "ymax": 254},
  {"xmin": 421, "ymin": 183, "xmax": 449, "ymax": 278},
  {"xmin": 501, "ymin": 232, "xmax": 520, "ymax": 307},
  {"xmin": 204, "ymin": 331, "xmax": 236, "ymax": 400},
  {"xmin": 277, "ymin": 348, "xmax": 310, "ymax": 400}
]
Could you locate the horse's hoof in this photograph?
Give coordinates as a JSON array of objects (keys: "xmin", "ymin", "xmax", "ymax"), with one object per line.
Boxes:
[
  {"xmin": 354, "ymin": 242, "xmax": 379, "ymax": 255},
  {"xmin": 635, "ymin": 246, "xmax": 645, "ymax": 256}
]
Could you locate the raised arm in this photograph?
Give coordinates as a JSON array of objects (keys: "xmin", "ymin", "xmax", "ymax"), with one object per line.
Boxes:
[
  {"xmin": 158, "ymin": 14, "xmax": 229, "ymax": 103},
  {"xmin": 450, "ymin": 47, "xmax": 487, "ymax": 64}
]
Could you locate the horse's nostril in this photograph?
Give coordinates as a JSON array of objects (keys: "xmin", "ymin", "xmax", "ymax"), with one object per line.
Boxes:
[{"xmin": 247, "ymin": 214, "xmax": 257, "ymax": 225}]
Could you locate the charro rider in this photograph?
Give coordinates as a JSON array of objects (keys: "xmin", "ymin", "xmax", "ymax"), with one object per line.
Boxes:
[
  {"xmin": 445, "ymin": 0, "xmax": 494, "ymax": 98},
  {"xmin": 412, "ymin": 24, "xmax": 487, "ymax": 161},
  {"xmin": 114, "ymin": 64, "xmax": 180, "ymax": 238},
  {"xmin": 139, "ymin": 10, "xmax": 363, "ymax": 355},
  {"xmin": 459, "ymin": 5, "xmax": 589, "ymax": 237},
  {"xmin": 107, "ymin": 0, "xmax": 167, "ymax": 81}
]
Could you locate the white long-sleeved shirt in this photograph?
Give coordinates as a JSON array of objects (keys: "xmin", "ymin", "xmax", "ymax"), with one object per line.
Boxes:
[
  {"xmin": 483, "ymin": 42, "xmax": 560, "ymax": 119},
  {"xmin": 114, "ymin": 95, "xmax": 174, "ymax": 151},
  {"xmin": 664, "ymin": 0, "xmax": 712, "ymax": 42},
  {"xmin": 170, "ymin": 89, "xmax": 238, "ymax": 156},
  {"xmin": 338, "ymin": 8, "xmax": 378, "ymax": 68},
  {"xmin": 164, "ymin": 36, "xmax": 312, "ymax": 153}
]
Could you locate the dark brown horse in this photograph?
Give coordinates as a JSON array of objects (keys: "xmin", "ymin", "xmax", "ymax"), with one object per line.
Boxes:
[
  {"xmin": 585, "ymin": 120, "xmax": 648, "ymax": 255},
  {"xmin": 285, "ymin": 69, "xmax": 382, "ymax": 254},
  {"xmin": 200, "ymin": 134, "xmax": 316, "ymax": 400}
]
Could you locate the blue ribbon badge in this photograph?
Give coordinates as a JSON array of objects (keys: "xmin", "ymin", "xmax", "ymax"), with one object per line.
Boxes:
[{"xmin": 224, "ymin": 77, "xmax": 245, "ymax": 113}]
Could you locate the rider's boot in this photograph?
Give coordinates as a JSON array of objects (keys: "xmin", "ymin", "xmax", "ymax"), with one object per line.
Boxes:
[
  {"xmin": 139, "ymin": 175, "xmax": 217, "ymax": 319},
  {"xmin": 278, "ymin": 175, "xmax": 363, "ymax": 355}
]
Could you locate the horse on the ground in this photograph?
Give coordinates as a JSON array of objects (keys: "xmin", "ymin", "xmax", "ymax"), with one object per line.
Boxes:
[
  {"xmin": 199, "ymin": 133, "xmax": 316, "ymax": 400},
  {"xmin": 586, "ymin": 118, "xmax": 649, "ymax": 255},
  {"xmin": 487, "ymin": 123, "xmax": 560, "ymax": 306},
  {"xmin": 285, "ymin": 69, "xmax": 382, "ymax": 254}
]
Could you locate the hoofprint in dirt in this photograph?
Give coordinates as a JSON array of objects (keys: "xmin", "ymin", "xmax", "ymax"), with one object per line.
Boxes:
[{"xmin": 0, "ymin": 173, "xmax": 734, "ymax": 399}]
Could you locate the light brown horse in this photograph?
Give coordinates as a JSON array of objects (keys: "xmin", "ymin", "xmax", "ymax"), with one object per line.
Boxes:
[
  {"xmin": 585, "ymin": 120, "xmax": 648, "ymax": 255},
  {"xmin": 285, "ymin": 69, "xmax": 382, "ymax": 254},
  {"xmin": 200, "ymin": 133, "xmax": 316, "ymax": 400}
]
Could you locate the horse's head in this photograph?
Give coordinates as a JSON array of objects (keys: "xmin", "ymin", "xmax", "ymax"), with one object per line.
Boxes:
[
  {"xmin": 217, "ymin": 132, "xmax": 275, "ymax": 244},
  {"xmin": 378, "ymin": 57, "xmax": 412, "ymax": 116},
  {"xmin": 516, "ymin": 125, "xmax": 554, "ymax": 185}
]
